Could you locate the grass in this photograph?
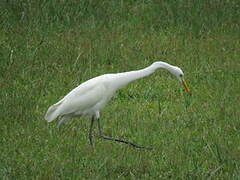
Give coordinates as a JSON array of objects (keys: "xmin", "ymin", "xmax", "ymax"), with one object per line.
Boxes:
[{"xmin": 0, "ymin": 0, "xmax": 240, "ymax": 179}]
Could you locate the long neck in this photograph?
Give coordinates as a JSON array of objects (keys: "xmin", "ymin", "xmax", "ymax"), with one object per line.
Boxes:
[{"xmin": 115, "ymin": 61, "xmax": 174, "ymax": 87}]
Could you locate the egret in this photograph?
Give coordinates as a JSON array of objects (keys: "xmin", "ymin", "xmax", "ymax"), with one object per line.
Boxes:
[{"xmin": 45, "ymin": 61, "xmax": 190, "ymax": 149}]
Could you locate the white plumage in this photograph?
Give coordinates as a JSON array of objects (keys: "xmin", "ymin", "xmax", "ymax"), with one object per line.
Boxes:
[{"xmin": 45, "ymin": 61, "xmax": 190, "ymax": 148}]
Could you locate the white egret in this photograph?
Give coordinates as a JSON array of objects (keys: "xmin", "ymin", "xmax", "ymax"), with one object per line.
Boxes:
[{"xmin": 45, "ymin": 61, "xmax": 190, "ymax": 149}]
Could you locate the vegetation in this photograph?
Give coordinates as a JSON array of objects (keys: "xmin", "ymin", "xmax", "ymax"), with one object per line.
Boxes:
[{"xmin": 0, "ymin": 0, "xmax": 239, "ymax": 179}]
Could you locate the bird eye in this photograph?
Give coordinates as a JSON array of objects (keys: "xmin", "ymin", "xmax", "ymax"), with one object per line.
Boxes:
[{"xmin": 179, "ymin": 74, "xmax": 183, "ymax": 78}]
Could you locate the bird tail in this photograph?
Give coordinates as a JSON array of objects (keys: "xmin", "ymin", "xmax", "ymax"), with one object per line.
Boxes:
[{"xmin": 45, "ymin": 99, "xmax": 64, "ymax": 122}]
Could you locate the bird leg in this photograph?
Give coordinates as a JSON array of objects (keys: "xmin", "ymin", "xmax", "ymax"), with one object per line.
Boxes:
[
  {"xmin": 88, "ymin": 116, "xmax": 95, "ymax": 145},
  {"xmin": 96, "ymin": 118, "xmax": 151, "ymax": 149}
]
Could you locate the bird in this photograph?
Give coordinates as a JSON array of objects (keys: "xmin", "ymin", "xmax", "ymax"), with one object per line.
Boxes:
[{"xmin": 45, "ymin": 61, "xmax": 190, "ymax": 149}]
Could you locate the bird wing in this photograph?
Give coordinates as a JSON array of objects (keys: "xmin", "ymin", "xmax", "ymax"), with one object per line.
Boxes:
[
  {"xmin": 65, "ymin": 84, "xmax": 105, "ymax": 110},
  {"xmin": 45, "ymin": 75, "xmax": 115, "ymax": 122},
  {"xmin": 52, "ymin": 83, "xmax": 108, "ymax": 118}
]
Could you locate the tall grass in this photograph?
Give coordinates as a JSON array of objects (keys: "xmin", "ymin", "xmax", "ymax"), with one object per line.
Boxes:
[
  {"xmin": 1, "ymin": 0, "xmax": 239, "ymax": 32},
  {"xmin": 0, "ymin": 0, "xmax": 239, "ymax": 179}
]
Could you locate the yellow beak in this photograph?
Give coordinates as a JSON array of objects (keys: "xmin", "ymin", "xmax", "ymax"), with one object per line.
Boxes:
[{"xmin": 181, "ymin": 79, "xmax": 191, "ymax": 94}]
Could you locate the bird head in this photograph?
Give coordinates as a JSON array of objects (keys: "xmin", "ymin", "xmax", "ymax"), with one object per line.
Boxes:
[{"xmin": 170, "ymin": 66, "xmax": 191, "ymax": 94}]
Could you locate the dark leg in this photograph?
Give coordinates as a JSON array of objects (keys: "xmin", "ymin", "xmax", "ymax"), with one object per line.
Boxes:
[
  {"xmin": 96, "ymin": 118, "xmax": 152, "ymax": 149},
  {"xmin": 88, "ymin": 116, "xmax": 95, "ymax": 145}
]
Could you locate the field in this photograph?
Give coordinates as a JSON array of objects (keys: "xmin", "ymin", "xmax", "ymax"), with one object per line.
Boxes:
[{"xmin": 0, "ymin": 0, "xmax": 240, "ymax": 179}]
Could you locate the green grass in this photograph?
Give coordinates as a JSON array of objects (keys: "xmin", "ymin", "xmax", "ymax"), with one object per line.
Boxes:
[{"xmin": 0, "ymin": 0, "xmax": 240, "ymax": 179}]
